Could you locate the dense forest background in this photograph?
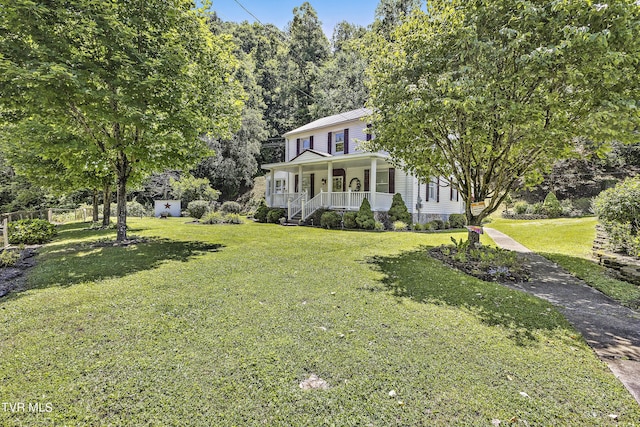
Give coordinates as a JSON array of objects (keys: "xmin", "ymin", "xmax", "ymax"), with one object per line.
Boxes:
[{"xmin": 0, "ymin": 0, "xmax": 637, "ymax": 213}]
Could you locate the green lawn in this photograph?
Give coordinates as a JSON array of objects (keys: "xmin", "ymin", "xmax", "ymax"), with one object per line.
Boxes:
[
  {"xmin": 490, "ymin": 216, "xmax": 640, "ymax": 309},
  {"xmin": 1, "ymin": 218, "xmax": 638, "ymax": 425}
]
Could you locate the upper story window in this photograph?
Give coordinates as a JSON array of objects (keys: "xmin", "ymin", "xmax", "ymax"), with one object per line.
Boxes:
[
  {"xmin": 334, "ymin": 132, "xmax": 344, "ymax": 154},
  {"xmin": 302, "ymin": 138, "xmax": 311, "ymax": 150}
]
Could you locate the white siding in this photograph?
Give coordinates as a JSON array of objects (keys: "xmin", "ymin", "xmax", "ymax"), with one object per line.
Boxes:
[{"xmin": 286, "ymin": 120, "xmax": 370, "ymax": 161}]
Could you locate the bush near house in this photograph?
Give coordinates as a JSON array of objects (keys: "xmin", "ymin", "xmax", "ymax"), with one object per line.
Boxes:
[
  {"xmin": 266, "ymin": 208, "xmax": 286, "ymax": 224},
  {"xmin": 343, "ymin": 211, "xmax": 358, "ymax": 229},
  {"xmin": 254, "ymin": 200, "xmax": 269, "ymax": 223},
  {"xmin": 320, "ymin": 211, "xmax": 342, "ymax": 229},
  {"xmin": 8, "ymin": 219, "xmax": 57, "ymax": 245},
  {"xmin": 392, "ymin": 221, "xmax": 408, "ymax": 231},
  {"xmin": 388, "ymin": 193, "xmax": 411, "ymax": 224},
  {"xmin": 187, "ymin": 200, "xmax": 211, "ymax": 220},
  {"xmin": 448, "ymin": 214, "xmax": 466, "ymax": 229},
  {"xmin": 355, "ymin": 198, "xmax": 375, "ymax": 230}
]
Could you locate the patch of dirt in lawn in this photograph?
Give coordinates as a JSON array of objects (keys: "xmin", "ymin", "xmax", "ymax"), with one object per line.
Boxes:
[
  {"xmin": 429, "ymin": 245, "xmax": 530, "ymax": 284},
  {"xmin": 0, "ymin": 246, "xmax": 39, "ymax": 298}
]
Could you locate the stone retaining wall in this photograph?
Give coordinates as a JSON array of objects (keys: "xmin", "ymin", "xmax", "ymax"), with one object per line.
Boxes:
[{"xmin": 593, "ymin": 224, "xmax": 640, "ymax": 286}]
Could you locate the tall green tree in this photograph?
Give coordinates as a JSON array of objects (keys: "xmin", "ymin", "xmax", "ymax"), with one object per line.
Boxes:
[
  {"xmin": 0, "ymin": 0, "xmax": 243, "ymax": 241},
  {"xmin": 365, "ymin": 0, "xmax": 640, "ymax": 243},
  {"xmin": 373, "ymin": 0, "xmax": 423, "ymax": 37},
  {"xmin": 311, "ymin": 22, "xmax": 369, "ymax": 119},
  {"xmin": 194, "ymin": 20, "xmax": 269, "ymax": 200},
  {"xmin": 287, "ymin": 2, "xmax": 330, "ymax": 126}
]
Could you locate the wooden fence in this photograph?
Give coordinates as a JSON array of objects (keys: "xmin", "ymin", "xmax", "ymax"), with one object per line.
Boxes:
[
  {"xmin": 0, "ymin": 208, "xmax": 99, "ymax": 249},
  {"xmin": 1, "ymin": 218, "xmax": 8, "ymax": 249}
]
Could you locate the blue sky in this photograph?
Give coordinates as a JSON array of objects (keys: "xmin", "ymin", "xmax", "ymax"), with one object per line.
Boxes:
[{"xmin": 199, "ymin": 0, "xmax": 380, "ymax": 37}]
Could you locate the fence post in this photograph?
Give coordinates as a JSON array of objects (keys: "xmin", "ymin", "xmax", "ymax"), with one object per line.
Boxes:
[
  {"xmin": 83, "ymin": 208, "xmax": 87, "ymax": 222},
  {"xmin": 3, "ymin": 218, "xmax": 8, "ymax": 249},
  {"xmin": 48, "ymin": 209, "xmax": 53, "ymax": 222}
]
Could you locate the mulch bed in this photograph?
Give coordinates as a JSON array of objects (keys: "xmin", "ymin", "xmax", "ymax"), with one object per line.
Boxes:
[
  {"xmin": 429, "ymin": 245, "xmax": 530, "ymax": 284},
  {"xmin": 0, "ymin": 246, "xmax": 39, "ymax": 298}
]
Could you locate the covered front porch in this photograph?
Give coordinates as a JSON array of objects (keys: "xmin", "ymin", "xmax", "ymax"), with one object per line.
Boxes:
[{"xmin": 263, "ymin": 151, "xmax": 396, "ymax": 221}]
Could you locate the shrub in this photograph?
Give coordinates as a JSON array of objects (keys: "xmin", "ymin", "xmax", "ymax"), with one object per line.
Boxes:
[
  {"xmin": 543, "ymin": 192, "xmax": 562, "ymax": 218},
  {"xmin": 388, "ymin": 193, "xmax": 411, "ymax": 224},
  {"xmin": 430, "ymin": 219, "xmax": 445, "ymax": 230},
  {"xmin": 307, "ymin": 208, "xmax": 331, "ymax": 227},
  {"xmin": 224, "ymin": 213, "xmax": 243, "ymax": 225},
  {"xmin": 593, "ymin": 177, "xmax": 640, "ymax": 257},
  {"xmin": 254, "ymin": 200, "xmax": 269, "ymax": 223},
  {"xmin": 187, "ymin": 200, "xmax": 211, "ymax": 220},
  {"xmin": 374, "ymin": 221, "xmax": 385, "ymax": 231},
  {"xmin": 414, "ymin": 223, "xmax": 423, "ymax": 231},
  {"xmin": 343, "ymin": 212, "xmax": 358, "ymax": 229},
  {"xmin": 392, "ymin": 220, "xmax": 408, "ymax": 231},
  {"xmin": 443, "ymin": 221, "xmax": 451, "ymax": 229},
  {"xmin": 320, "ymin": 211, "xmax": 342, "ymax": 229},
  {"xmin": 267, "ymin": 208, "xmax": 286, "ymax": 224},
  {"xmin": 526, "ymin": 202, "xmax": 544, "ymax": 215},
  {"xmin": 560, "ymin": 199, "xmax": 574, "ymax": 217},
  {"xmin": 513, "ymin": 201, "xmax": 528, "ymax": 215},
  {"xmin": 0, "ymin": 249, "xmax": 20, "ymax": 267},
  {"xmin": 448, "ymin": 213, "xmax": 466, "ymax": 229},
  {"xmin": 355, "ymin": 198, "xmax": 375, "ymax": 230},
  {"xmin": 201, "ymin": 211, "xmax": 225, "ymax": 224},
  {"xmin": 220, "ymin": 201, "xmax": 242, "ymax": 214},
  {"xmin": 127, "ymin": 199, "xmax": 148, "ymax": 217},
  {"xmin": 8, "ymin": 219, "xmax": 57, "ymax": 245}
]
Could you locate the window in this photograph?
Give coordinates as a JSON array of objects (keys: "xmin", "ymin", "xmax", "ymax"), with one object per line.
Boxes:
[
  {"xmin": 334, "ymin": 132, "xmax": 344, "ymax": 154},
  {"xmin": 302, "ymin": 138, "xmax": 311, "ymax": 150},
  {"xmin": 428, "ymin": 180, "xmax": 437, "ymax": 201},
  {"xmin": 376, "ymin": 170, "xmax": 388, "ymax": 193},
  {"xmin": 274, "ymin": 179, "xmax": 286, "ymax": 194}
]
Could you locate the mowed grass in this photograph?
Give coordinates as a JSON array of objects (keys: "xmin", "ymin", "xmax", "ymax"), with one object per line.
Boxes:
[
  {"xmin": 1, "ymin": 219, "xmax": 639, "ymax": 426},
  {"xmin": 490, "ymin": 216, "xmax": 640, "ymax": 309}
]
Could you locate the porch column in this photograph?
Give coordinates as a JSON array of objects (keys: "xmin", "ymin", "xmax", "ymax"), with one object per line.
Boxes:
[
  {"xmin": 269, "ymin": 169, "xmax": 275, "ymax": 206},
  {"xmin": 298, "ymin": 165, "xmax": 303, "ymax": 195},
  {"xmin": 326, "ymin": 161, "xmax": 333, "ymax": 208},
  {"xmin": 370, "ymin": 158, "xmax": 377, "ymax": 209}
]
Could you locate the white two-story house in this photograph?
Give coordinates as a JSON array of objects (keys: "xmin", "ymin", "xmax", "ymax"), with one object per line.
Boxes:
[{"xmin": 262, "ymin": 108, "xmax": 465, "ymax": 223}]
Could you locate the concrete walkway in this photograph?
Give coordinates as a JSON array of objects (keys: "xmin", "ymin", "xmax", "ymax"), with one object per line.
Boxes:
[{"xmin": 484, "ymin": 227, "xmax": 640, "ymax": 405}]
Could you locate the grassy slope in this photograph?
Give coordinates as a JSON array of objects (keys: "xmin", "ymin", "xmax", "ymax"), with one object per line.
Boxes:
[
  {"xmin": 1, "ymin": 219, "xmax": 638, "ymax": 426},
  {"xmin": 490, "ymin": 216, "xmax": 640, "ymax": 308}
]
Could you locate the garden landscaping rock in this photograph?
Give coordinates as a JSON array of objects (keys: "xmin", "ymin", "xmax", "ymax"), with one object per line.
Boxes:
[{"xmin": 485, "ymin": 227, "xmax": 640, "ymax": 405}]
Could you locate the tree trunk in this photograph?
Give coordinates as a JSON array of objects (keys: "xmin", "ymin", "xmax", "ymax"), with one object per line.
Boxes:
[
  {"xmin": 92, "ymin": 189, "xmax": 99, "ymax": 222},
  {"xmin": 466, "ymin": 214, "xmax": 482, "ymax": 246},
  {"xmin": 102, "ymin": 182, "xmax": 112, "ymax": 227},
  {"xmin": 116, "ymin": 174, "xmax": 127, "ymax": 241},
  {"xmin": 467, "ymin": 228, "xmax": 481, "ymax": 245},
  {"xmin": 115, "ymin": 154, "xmax": 130, "ymax": 242}
]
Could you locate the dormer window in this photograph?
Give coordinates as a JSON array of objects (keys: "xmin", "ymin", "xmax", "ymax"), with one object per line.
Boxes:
[{"xmin": 334, "ymin": 132, "xmax": 344, "ymax": 154}]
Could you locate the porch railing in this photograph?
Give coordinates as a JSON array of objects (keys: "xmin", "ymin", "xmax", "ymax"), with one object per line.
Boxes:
[
  {"xmin": 301, "ymin": 192, "xmax": 325, "ymax": 222},
  {"xmin": 300, "ymin": 191, "xmax": 395, "ymax": 221},
  {"xmin": 271, "ymin": 193, "xmax": 300, "ymax": 208},
  {"xmin": 287, "ymin": 193, "xmax": 306, "ymax": 220}
]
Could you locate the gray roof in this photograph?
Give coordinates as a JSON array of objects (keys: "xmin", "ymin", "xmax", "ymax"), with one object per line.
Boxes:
[{"xmin": 283, "ymin": 108, "xmax": 371, "ymax": 137}]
